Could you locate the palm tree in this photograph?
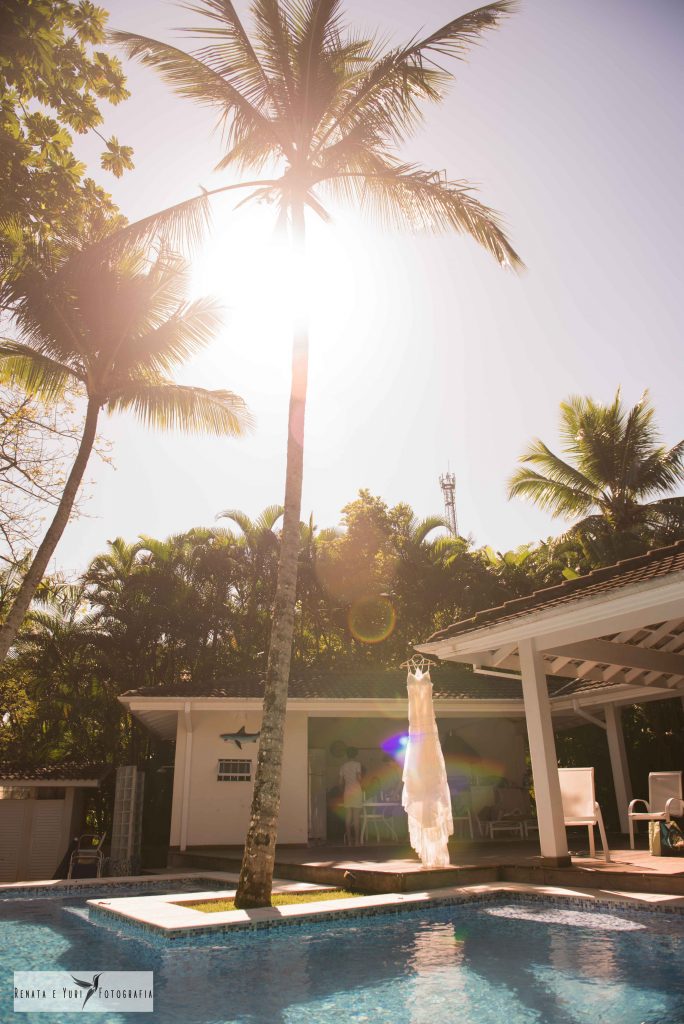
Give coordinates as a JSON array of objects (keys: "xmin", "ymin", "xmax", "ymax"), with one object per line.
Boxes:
[
  {"xmin": 508, "ymin": 390, "xmax": 684, "ymax": 558},
  {"xmin": 0, "ymin": 235, "xmax": 252, "ymax": 661},
  {"xmin": 114, "ymin": 0, "xmax": 523, "ymax": 906},
  {"xmin": 217, "ymin": 505, "xmax": 284, "ymax": 659}
]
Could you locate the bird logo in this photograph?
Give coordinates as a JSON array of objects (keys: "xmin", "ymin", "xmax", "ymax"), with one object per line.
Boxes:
[{"xmin": 71, "ymin": 973, "xmax": 103, "ymax": 1010}]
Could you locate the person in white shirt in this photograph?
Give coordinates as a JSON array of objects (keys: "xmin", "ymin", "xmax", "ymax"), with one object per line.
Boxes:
[{"xmin": 339, "ymin": 747, "xmax": 363, "ymax": 845}]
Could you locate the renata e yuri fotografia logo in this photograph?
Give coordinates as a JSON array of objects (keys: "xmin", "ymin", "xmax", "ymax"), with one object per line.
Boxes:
[{"xmin": 14, "ymin": 971, "xmax": 154, "ymax": 1013}]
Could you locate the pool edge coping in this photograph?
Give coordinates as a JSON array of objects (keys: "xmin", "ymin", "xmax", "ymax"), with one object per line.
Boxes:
[{"xmin": 86, "ymin": 881, "xmax": 684, "ymax": 941}]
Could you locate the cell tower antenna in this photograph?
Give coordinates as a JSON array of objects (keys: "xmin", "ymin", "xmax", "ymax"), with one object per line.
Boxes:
[{"xmin": 439, "ymin": 470, "xmax": 458, "ymax": 537}]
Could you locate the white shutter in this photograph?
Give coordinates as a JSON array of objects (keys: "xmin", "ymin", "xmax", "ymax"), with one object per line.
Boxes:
[
  {"xmin": 26, "ymin": 801, "xmax": 65, "ymax": 881},
  {"xmin": 0, "ymin": 801, "xmax": 28, "ymax": 882}
]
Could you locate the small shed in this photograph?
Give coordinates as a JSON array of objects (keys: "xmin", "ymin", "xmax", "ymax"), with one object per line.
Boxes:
[{"xmin": 0, "ymin": 763, "xmax": 111, "ymax": 882}]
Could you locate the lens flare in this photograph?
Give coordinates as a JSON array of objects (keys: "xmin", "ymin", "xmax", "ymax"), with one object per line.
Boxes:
[
  {"xmin": 348, "ymin": 595, "xmax": 396, "ymax": 644},
  {"xmin": 381, "ymin": 732, "xmax": 409, "ymax": 764}
]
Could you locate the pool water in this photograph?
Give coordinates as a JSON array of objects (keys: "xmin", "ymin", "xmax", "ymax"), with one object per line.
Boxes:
[{"xmin": 1, "ymin": 891, "xmax": 683, "ymax": 1023}]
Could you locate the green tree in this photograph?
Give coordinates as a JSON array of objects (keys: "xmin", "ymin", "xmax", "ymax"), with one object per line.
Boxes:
[
  {"xmin": 0, "ymin": 0, "xmax": 133, "ymax": 264},
  {"xmin": 508, "ymin": 390, "xmax": 684, "ymax": 559},
  {"xmin": 0, "ymin": 233, "xmax": 252, "ymax": 660},
  {"xmin": 114, "ymin": 0, "xmax": 522, "ymax": 907},
  {"xmin": 217, "ymin": 504, "xmax": 283, "ymax": 655}
]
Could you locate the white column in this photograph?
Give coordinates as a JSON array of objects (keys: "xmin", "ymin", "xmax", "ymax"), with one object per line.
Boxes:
[
  {"xmin": 179, "ymin": 702, "xmax": 194, "ymax": 853},
  {"xmin": 519, "ymin": 638, "xmax": 570, "ymax": 864},
  {"xmin": 604, "ymin": 704, "xmax": 632, "ymax": 833}
]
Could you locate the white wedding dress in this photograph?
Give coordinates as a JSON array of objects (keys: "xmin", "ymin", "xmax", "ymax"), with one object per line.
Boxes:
[{"xmin": 401, "ymin": 671, "xmax": 453, "ymax": 867}]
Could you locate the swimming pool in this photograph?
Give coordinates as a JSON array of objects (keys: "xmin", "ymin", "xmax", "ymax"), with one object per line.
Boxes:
[{"xmin": 2, "ymin": 889, "xmax": 683, "ymax": 1023}]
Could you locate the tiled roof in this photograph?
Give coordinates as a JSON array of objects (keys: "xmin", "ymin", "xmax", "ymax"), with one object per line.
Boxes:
[
  {"xmin": 121, "ymin": 667, "xmax": 612, "ymax": 703},
  {"xmin": 426, "ymin": 538, "xmax": 684, "ymax": 645},
  {"xmin": 121, "ymin": 665, "xmax": 523, "ymax": 702},
  {"xmin": 0, "ymin": 763, "xmax": 112, "ymax": 782}
]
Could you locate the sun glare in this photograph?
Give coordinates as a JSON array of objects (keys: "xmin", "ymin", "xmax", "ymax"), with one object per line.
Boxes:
[{"xmin": 188, "ymin": 199, "xmax": 391, "ymax": 397}]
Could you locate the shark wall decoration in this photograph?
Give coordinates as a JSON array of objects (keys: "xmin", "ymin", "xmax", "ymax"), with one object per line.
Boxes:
[{"xmin": 220, "ymin": 725, "xmax": 261, "ymax": 750}]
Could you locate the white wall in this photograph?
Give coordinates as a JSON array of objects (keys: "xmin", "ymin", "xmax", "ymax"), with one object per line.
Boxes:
[{"xmin": 170, "ymin": 709, "xmax": 308, "ymax": 847}]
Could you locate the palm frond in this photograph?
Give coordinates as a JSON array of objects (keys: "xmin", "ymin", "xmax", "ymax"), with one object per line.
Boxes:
[
  {"xmin": 120, "ymin": 297, "xmax": 224, "ymax": 376},
  {"xmin": 55, "ymin": 191, "xmax": 213, "ymax": 271},
  {"xmin": 217, "ymin": 508, "xmax": 255, "ymax": 535},
  {"xmin": 180, "ymin": 0, "xmax": 275, "ymax": 109},
  {"xmin": 399, "ymin": 0, "xmax": 517, "ymax": 64},
  {"xmin": 507, "ymin": 467, "xmax": 597, "ymax": 519},
  {"xmin": 511, "ymin": 438, "xmax": 600, "ymax": 495},
  {"xmin": 313, "ymin": 2, "xmax": 515, "ymax": 153},
  {"xmin": 110, "ymin": 30, "xmax": 285, "ymax": 164},
  {"xmin": 409, "ymin": 515, "xmax": 449, "ymax": 545},
  {"xmin": 293, "ymin": 0, "xmax": 346, "ymax": 140},
  {"xmin": 107, "ymin": 378, "xmax": 253, "ymax": 436},
  {"xmin": 320, "ymin": 162, "xmax": 523, "ymax": 268},
  {"xmin": 633, "ymin": 441, "xmax": 684, "ymax": 498},
  {"xmin": 0, "ymin": 343, "xmax": 77, "ymax": 401},
  {"xmin": 252, "ymin": 0, "xmax": 297, "ymax": 112},
  {"xmin": 254, "ymin": 503, "xmax": 285, "ymax": 532}
]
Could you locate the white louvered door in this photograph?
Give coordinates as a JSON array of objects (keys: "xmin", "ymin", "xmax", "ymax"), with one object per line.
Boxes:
[
  {"xmin": 0, "ymin": 800, "xmax": 29, "ymax": 882},
  {"xmin": 26, "ymin": 801, "xmax": 65, "ymax": 880}
]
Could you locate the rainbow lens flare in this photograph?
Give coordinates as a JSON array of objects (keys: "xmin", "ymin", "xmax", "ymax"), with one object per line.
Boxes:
[{"xmin": 347, "ymin": 595, "xmax": 396, "ymax": 644}]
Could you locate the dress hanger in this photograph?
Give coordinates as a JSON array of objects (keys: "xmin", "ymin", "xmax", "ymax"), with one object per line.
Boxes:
[{"xmin": 400, "ymin": 655, "xmax": 438, "ymax": 674}]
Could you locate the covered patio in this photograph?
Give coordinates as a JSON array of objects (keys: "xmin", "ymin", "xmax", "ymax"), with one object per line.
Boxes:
[{"xmin": 417, "ymin": 539, "xmax": 684, "ymax": 867}]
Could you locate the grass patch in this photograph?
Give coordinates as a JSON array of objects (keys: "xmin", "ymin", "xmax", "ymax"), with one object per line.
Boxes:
[{"xmin": 179, "ymin": 889, "xmax": 361, "ymax": 914}]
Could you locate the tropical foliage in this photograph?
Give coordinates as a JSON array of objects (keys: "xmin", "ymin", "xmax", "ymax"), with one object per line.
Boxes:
[
  {"xmin": 509, "ymin": 390, "xmax": 684, "ymax": 560},
  {"xmin": 2, "ymin": 480, "xmax": 682, "ymax": 835},
  {"xmin": 114, "ymin": 0, "xmax": 523, "ymax": 906},
  {"xmin": 0, "ymin": 0, "xmax": 132, "ymax": 266}
]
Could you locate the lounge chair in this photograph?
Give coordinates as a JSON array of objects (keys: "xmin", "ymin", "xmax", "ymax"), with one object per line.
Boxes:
[
  {"xmin": 480, "ymin": 786, "xmax": 534, "ymax": 840},
  {"xmin": 67, "ymin": 833, "xmax": 107, "ymax": 879},
  {"xmin": 558, "ymin": 767, "xmax": 611, "ymax": 862},
  {"xmin": 628, "ymin": 771, "xmax": 683, "ymax": 850}
]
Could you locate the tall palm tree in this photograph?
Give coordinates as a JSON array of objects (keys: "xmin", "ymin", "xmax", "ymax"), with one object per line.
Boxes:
[
  {"xmin": 114, "ymin": 0, "xmax": 523, "ymax": 906},
  {"xmin": 0, "ymin": 236, "xmax": 251, "ymax": 661},
  {"xmin": 508, "ymin": 390, "xmax": 684, "ymax": 557}
]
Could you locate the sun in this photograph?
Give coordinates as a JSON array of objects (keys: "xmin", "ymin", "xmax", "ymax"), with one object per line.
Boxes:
[{"xmin": 188, "ymin": 197, "xmax": 385, "ymax": 378}]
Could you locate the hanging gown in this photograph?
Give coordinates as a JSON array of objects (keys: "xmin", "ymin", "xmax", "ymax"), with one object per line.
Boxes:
[{"xmin": 402, "ymin": 671, "xmax": 453, "ymax": 868}]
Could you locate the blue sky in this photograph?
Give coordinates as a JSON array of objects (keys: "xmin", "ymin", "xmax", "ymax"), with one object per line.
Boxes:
[{"xmin": 55, "ymin": 0, "xmax": 684, "ymax": 575}]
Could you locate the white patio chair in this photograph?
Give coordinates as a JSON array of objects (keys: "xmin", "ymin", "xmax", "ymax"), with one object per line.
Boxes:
[
  {"xmin": 628, "ymin": 771, "xmax": 683, "ymax": 850},
  {"xmin": 360, "ymin": 802, "xmax": 397, "ymax": 844},
  {"xmin": 558, "ymin": 767, "xmax": 611, "ymax": 863},
  {"xmin": 451, "ymin": 806, "xmax": 474, "ymax": 840}
]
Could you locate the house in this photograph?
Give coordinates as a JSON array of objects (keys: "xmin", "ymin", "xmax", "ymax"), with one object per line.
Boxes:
[
  {"xmin": 120, "ymin": 530, "xmax": 684, "ymax": 864},
  {"xmin": 119, "ymin": 668, "xmax": 531, "ymax": 853}
]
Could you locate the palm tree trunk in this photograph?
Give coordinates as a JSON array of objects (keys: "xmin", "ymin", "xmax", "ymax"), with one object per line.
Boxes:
[
  {"xmin": 235, "ymin": 197, "xmax": 308, "ymax": 908},
  {"xmin": 0, "ymin": 397, "xmax": 100, "ymax": 661}
]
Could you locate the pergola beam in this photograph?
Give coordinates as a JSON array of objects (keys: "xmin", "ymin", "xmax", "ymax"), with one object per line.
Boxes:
[
  {"xmin": 490, "ymin": 642, "xmax": 518, "ymax": 667},
  {"xmin": 545, "ymin": 639, "xmax": 684, "ymax": 677},
  {"xmin": 623, "ymin": 629, "xmax": 684, "ymax": 684}
]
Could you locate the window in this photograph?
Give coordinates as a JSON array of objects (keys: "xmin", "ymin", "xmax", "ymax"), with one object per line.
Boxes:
[{"xmin": 217, "ymin": 759, "xmax": 252, "ymax": 782}]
